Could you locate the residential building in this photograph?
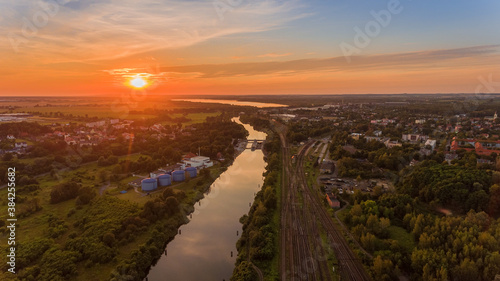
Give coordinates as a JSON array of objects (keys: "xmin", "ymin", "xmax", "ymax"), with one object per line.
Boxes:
[
  {"xmin": 402, "ymin": 134, "xmax": 429, "ymax": 143},
  {"xmin": 384, "ymin": 139, "xmax": 402, "ymax": 148},
  {"xmin": 425, "ymin": 139, "xmax": 437, "ymax": 150},
  {"xmin": 14, "ymin": 142, "xmax": 27, "ymax": 148}
]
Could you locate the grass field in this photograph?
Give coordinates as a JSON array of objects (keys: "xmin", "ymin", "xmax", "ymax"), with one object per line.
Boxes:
[
  {"xmin": 13, "ymin": 106, "xmax": 157, "ymax": 120},
  {"xmin": 167, "ymin": 112, "xmax": 221, "ymax": 125},
  {"xmin": 387, "ymin": 225, "xmax": 415, "ymax": 252},
  {"xmin": 9, "ymin": 106, "xmax": 220, "ymax": 124}
]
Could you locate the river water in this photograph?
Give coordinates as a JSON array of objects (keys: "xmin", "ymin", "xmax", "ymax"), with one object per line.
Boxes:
[
  {"xmin": 147, "ymin": 117, "xmax": 267, "ymax": 281},
  {"xmin": 172, "ymin": 98, "xmax": 288, "ymax": 108}
]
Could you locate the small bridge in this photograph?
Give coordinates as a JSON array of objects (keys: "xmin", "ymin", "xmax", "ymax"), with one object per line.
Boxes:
[{"xmin": 245, "ymin": 139, "xmax": 266, "ymax": 150}]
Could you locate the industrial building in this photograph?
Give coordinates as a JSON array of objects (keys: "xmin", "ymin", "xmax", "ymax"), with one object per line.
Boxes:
[
  {"xmin": 183, "ymin": 155, "xmax": 213, "ymax": 168},
  {"xmin": 326, "ymin": 193, "xmax": 340, "ymax": 208},
  {"xmin": 320, "ymin": 161, "xmax": 335, "ymax": 174},
  {"xmin": 129, "ymin": 156, "xmax": 211, "ymax": 193}
]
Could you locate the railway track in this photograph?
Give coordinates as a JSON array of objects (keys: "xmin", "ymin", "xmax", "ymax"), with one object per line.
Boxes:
[
  {"xmin": 277, "ymin": 124, "xmax": 332, "ymax": 280},
  {"xmin": 275, "ymin": 119, "xmax": 371, "ymax": 281},
  {"xmin": 295, "ymin": 142, "xmax": 371, "ymax": 281}
]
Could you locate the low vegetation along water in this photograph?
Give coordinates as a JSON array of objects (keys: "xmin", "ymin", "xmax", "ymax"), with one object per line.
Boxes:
[{"xmin": 147, "ymin": 117, "xmax": 267, "ymax": 280}]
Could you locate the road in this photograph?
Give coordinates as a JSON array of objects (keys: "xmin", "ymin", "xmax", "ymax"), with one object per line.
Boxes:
[
  {"xmin": 276, "ymin": 120, "xmax": 371, "ymax": 281},
  {"xmin": 251, "ymin": 262, "xmax": 264, "ymax": 281}
]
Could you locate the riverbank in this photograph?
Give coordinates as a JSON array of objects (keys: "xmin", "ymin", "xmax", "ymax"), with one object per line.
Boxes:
[
  {"xmin": 109, "ymin": 165, "xmax": 227, "ymax": 281},
  {"xmin": 145, "ymin": 117, "xmax": 268, "ymax": 281},
  {"xmin": 231, "ymin": 118, "xmax": 282, "ymax": 281}
]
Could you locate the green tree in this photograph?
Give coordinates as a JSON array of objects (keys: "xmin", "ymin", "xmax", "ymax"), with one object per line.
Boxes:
[
  {"xmin": 488, "ymin": 184, "xmax": 500, "ymax": 216},
  {"xmin": 102, "ymin": 232, "xmax": 116, "ymax": 247}
]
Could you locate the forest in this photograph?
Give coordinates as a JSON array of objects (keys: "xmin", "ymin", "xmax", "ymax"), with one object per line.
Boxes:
[{"xmin": 340, "ymin": 160, "xmax": 500, "ymax": 281}]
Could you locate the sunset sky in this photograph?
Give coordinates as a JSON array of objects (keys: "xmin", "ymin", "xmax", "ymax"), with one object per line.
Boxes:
[{"xmin": 1, "ymin": 0, "xmax": 499, "ymax": 96}]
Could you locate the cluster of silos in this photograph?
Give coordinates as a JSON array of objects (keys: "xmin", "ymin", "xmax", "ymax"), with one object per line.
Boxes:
[
  {"xmin": 140, "ymin": 167, "xmax": 198, "ymax": 191},
  {"xmin": 158, "ymin": 174, "xmax": 172, "ymax": 187},
  {"xmin": 141, "ymin": 178, "xmax": 158, "ymax": 191},
  {"xmin": 185, "ymin": 167, "xmax": 197, "ymax": 178},
  {"xmin": 172, "ymin": 170, "xmax": 186, "ymax": 182}
]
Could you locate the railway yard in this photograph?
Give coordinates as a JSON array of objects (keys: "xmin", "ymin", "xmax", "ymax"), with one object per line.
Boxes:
[{"xmin": 277, "ymin": 122, "xmax": 372, "ymax": 281}]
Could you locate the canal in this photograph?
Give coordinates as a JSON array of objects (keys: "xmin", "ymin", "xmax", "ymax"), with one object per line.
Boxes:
[{"xmin": 147, "ymin": 117, "xmax": 267, "ymax": 281}]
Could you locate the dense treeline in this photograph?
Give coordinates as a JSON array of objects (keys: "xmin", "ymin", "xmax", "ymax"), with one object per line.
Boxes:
[
  {"xmin": 0, "ymin": 122, "xmax": 51, "ymax": 138},
  {"xmin": 239, "ymin": 114, "xmax": 271, "ymax": 131},
  {"xmin": 49, "ymin": 180, "xmax": 96, "ymax": 205},
  {"xmin": 129, "ymin": 115, "xmax": 247, "ymax": 171},
  {"xmin": 286, "ymin": 120, "xmax": 333, "ymax": 144},
  {"xmin": 341, "ymin": 160, "xmax": 500, "ymax": 281},
  {"xmin": 0, "ymin": 158, "xmax": 54, "ymax": 183},
  {"xmin": 337, "ymin": 157, "xmax": 381, "ymax": 179},
  {"xmin": 232, "ymin": 119, "xmax": 281, "ymax": 281},
  {"xmin": 399, "ymin": 162, "xmax": 492, "ymax": 213}
]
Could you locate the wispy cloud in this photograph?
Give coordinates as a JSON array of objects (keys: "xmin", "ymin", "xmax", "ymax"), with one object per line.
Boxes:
[
  {"xmin": 258, "ymin": 52, "xmax": 292, "ymax": 58},
  {"xmin": 159, "ymin": 45, "xmax": 500, "ymax": 78},
  {"xmin": 0, "ymin": 0, "xmax": 306, "ymax": 63}
]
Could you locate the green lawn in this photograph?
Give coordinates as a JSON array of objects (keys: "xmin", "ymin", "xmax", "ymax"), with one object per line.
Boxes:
[
  {"xmin": 16, "ymin": 138, "xmax": 35, "ymax": 145},
  {"xmin": 387, "ymin": 225, "xmax": 415, "ymax": 252},
  {"xmin": 162, "ymin": 112, "xmax": 221, "ymax": 125},
  {"xmin": 336, "ymin": 205, "xmax": 351, "ymax": 222}
]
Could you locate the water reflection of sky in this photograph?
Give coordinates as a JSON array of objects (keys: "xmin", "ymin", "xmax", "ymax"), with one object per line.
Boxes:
[
  {"xmin": 172, "ymin": 98, "xmax": 288, "ymax": 108},
  {"xmin": 147, "ymin": 118, "xmax": 267, "ymax": 281}
]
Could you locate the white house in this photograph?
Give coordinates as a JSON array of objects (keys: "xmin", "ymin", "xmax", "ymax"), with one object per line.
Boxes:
[
  {"xmin": 15, "ymin": 142, "xmax": 27, "ymax": 148},
  {"xmin": 86, "ymin": 121, "xmax": 106, "ymax": 128},
  {"xmin": 350, "ymin": 133, "xmax": 363, "ymax": 140},
  {"xmin": 183, "ymin": 156, "xmax": 213, "ymax": 168},
  {"xmin": 402, "ymin": 134, "xmax": 429, "ymax": 143},
  {"xmin": 425, "ymin": 139, "xmax": 437, "ymax": 151}
]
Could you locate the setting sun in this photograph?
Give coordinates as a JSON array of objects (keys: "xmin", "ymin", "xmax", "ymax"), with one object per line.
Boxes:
[{"xmin": 130, "ymin": 76, "xmax": 148, "ymax": 89}]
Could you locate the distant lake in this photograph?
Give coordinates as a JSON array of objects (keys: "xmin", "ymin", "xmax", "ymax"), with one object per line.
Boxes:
[{"xmin": 172, "ymin": 98, "xmax": 288, "ymax": 108}]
